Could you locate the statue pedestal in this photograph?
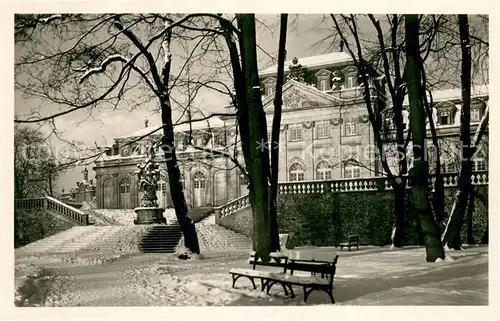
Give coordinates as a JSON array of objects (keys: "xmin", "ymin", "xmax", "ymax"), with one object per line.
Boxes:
[{"xmin": 134, "ymin": 207, "xmax": 166, "ymax": 225}]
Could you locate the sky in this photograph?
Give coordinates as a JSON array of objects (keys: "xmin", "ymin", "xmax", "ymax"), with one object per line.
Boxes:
[{"xmin": 15, "ymin": 14, "xmax": 340, "ymax": 192}]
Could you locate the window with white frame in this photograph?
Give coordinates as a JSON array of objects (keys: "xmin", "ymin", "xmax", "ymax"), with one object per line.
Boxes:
[
  {"xmin": 119, "ymin": 179, "xmax": 131, "ymax": 194},
  {"xmin": 471, "ymin": 108, "xmax": 481, "ymax": 122},
  {"xmin": 290, "ymin": 126, "xmax": 303, "ymax": 141},
  {"xmin": 472, "ymin": 151, "xmax": 487, "ymax": 171},
  {"xmin": 439, "ymin": 111, "xmax": 452, "ymax": 125},
  {"xmin": 441, "ymin": 160, "xmax": 456, "ymax": 173},
  {"xmin": 345, "ymin": 122, "xmax": 357, "ymax": 136},
  {"xmin": 344, "ymin": 165, "xmax": 361, "ymax": 178},
  {"xmin": 346, "ymin": 76, "xmax": 355, "ymax": 88},
  {"xmin": 193, "ymin": 171, "xmax": 206, "ymax": 189},
  {"xmin": 317, "ymin": 124, "xmax": 330, "ymax": 139},
  {"xmin": 473, "ymin": 158, "xmax": 487, "ymax": 172},
  {"xmin": 289, "ymin": 162, "xmax": 305, "ymax": 182},
  {"xmin": 316, "ymin": 160, "xmax": 332, "ymax": 180},
  {"xmin": 318, "ymin": 78, "xmax": 329, "ymax": 91},
  {"xmin": 267, "ymin": 85, "xmax": 275, "ymax": 96}
]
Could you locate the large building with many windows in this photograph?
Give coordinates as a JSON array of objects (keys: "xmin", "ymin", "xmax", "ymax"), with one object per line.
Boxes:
[{"xmin": 93, "ymin": 52, "xmax": 489, "ymax": 209}]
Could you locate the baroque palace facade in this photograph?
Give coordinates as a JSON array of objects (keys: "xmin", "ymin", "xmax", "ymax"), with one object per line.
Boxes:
[{"xmin": 93, "ymin": 52, "xmax": 489, "ymax": 209}]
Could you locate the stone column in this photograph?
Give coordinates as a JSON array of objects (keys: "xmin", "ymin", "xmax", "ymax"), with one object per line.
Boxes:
[
  {"xmin": 95, "ymin": 174, "xmax": 102, "ymax": 208},
  {"xmin": 278, "ymin": 124, "xmax": 288, "ymax": 182},
  {"xmin": 113, "ymin": 173, "xmax": 119, "ymax": 209},
  {"xmin": 303, "ymin": 121, "xmax": 315, "ymax": 180}
]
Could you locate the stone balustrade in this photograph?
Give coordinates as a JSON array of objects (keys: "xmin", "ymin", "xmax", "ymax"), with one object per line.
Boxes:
[
  {"xmin": 214, "ymin": 194, "xmax": 250, "ymax": 219},
  {"xmin": 216, "ymin": 171, "xmax": 488, "ymax": 219},
  {"xmin": 15, "ymin": 196, "xmax": 90, "ymax": 225}
]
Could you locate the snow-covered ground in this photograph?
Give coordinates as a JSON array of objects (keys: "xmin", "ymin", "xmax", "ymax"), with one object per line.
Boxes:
[{"xmin": 14, "ymin": 245, "xmax": 488, "ymax": 306}]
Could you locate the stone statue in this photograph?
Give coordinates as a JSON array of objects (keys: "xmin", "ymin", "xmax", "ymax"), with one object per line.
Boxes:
[{"xmin": 135, "ymin": 142, "xmax": 161, "ymax": 208}]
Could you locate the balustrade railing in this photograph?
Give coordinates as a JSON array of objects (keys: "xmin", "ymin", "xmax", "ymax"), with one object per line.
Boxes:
[
  {"xmin": 15, "ymin": 196, "xmax": 89, "ymax": 225},
  {"xmin": 216, "ymin": 171, "xmax": 488, "ymax": 219},
  {"xmin": 214, "ymin": 194, "xmax": 250, "ymax": 219}
]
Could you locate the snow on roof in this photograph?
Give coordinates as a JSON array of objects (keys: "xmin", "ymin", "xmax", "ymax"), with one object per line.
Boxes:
[
  {"xmin": 401, "ymin": 84, "xmax": 489, "ymax": 106},
  {"xmin": 115, "ymin": 116, "xmax": 225, "ymax": 140},
  {"xmin": 259, "ymin": 52, "xmax": 352, "ymax": 77}
]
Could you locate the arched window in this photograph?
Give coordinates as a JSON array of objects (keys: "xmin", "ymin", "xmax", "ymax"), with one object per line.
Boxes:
[
  {"xmin": 119, "ymin": 178, "xmax": 131, "ymax": 194},
  {"xmin": 193, "ymin": 171, "xmax": 206, "ymax": 189},
  {"xmin": 119, "ymin": 178, "xmax": 131, "ymax": 209},
  {"xmin": 316, "ymin": 160, "xmax": 332, "ymax": 180},
  {"xmin": 289, "ymin": 162, "xmax": 305, "ymax": 182}
]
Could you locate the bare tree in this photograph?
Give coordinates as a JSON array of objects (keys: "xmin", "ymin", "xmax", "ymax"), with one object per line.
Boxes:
[
  {"xmin": 14, "ymin": 125, "xmax": 63, "ymax": 199},
  {"xmin": 405, "ymin": 14, "xmax": 445, "ymax": 262},
  {"xmin": 14, "ymin": 13, "xmax": 231, "ymax": 256}
]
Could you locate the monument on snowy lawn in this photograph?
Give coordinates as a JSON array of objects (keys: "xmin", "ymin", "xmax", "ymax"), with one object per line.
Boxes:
[{"xmin": 133, "ymin": 142, "xmax": 166, "ymax": 224}]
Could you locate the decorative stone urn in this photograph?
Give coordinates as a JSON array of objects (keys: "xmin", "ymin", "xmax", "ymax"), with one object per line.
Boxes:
[{"xmin": 133, "ymin": 142, "xmax": 166, "ymax": 225}]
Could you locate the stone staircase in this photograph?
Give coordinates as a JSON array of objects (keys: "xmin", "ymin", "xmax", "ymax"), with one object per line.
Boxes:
[
  {"xmin": 15, "ymin": 226, "xmax": 146, "ymax": 254},
  {"xmin": 195, "ymin": 214, "xmax": 253, "ymax": 252},
  {"xmin": 138, "ymin": 224, "xmax": 183, "ymax": 253}
]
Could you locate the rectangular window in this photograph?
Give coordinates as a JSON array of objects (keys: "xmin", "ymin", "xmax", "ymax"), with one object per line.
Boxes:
[
  {"xmin": 471, "ymin": 108, "xmax": 481, "ymax": 122},
  {"xmin": 215, "ymin": 134, "xmax": 225, "ymax": 146},
  {"xmin": 345, "ymin": 122, "xmax": 357, "ymax": 136},
  {"xmin": 317, "ymin": 124, "xmax": 330, "ymax": 139},
  {"xmin": 290, "ymin": 127, "xmax": 303, "ymax": 141},
  {"xmin": 344, "ymin": 166, "xmax": 361, "ymax": 179},
  {"xmin": 347, "ymin": 76, "xmax": 355, "ymax": 88},
  {"xmin": 439, "ymin": 111, "xmax": 451, "ymax": 125},
  {"xmin": 473, "ymin": 159, "xmax": 487, "ymax": 172},
  {"xmin": 318, "ymin": 79, "xmax": 329, "ymax": 91}
]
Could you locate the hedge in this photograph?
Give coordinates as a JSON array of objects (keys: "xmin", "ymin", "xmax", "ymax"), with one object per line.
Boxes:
[{"xmin": 276, "ymin": 186, "xmax": 488, "ymax": 247}]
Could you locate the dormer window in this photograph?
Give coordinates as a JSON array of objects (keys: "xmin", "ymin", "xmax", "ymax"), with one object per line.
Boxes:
[
  {"xmin": 319, "ymin": 79, "xmax": 329, "ymax": 91},
  {"xmin": 267, "ymin": 85, "xmax": 275, "ymax": 96},
  {"xmin": 439, "ymin": 111, "xmax": 452, "ymax": 125},
  {"xmin": 471, "ymin": 108, "xmax": 481, "ymax": 122},
  {"xmin": 346, "ymin": 75, "xmax": 355, "ymax": 88},
  {"xmin": 262, "ymin": 77, "xmax": 277, "ymax": 97}
]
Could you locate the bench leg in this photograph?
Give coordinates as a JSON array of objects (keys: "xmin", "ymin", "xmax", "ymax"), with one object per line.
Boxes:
[
  {"xmin": 303, "ymin": 287, "xmax": 314, "ymax": 303},
  {"xmin": 326, "ymin": 289, "xmax": 335, "ymax": 304},
  {"xmin": 265, "ymin": 280, "xmax": 288, "ymax": 296},
  {"xmin": 231, "ymin": 274, "xmax": 256, "ymax": 290}
]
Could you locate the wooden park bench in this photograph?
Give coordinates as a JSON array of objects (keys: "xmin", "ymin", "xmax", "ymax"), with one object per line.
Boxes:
[
  {"xmin": 228, "ymin": 235, "xmax": 293, "ymax": 294},
  {"xmin": 229, "ymin": 252, "xmax": 290, "ymax": 293},
  {"xmin": 264, "ymin": 252, "xmax": 340, "ymax": 303},
  {"xmin": 339, "ymin": 235, "xmax": 360, "ymax": 251}
]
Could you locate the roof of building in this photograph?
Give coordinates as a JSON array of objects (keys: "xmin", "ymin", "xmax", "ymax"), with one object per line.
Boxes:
[
  {"xmin": 401, "ymin": 84, "xmax": 489, "ymax": 106},
  {"xmin": 115, "ymin": 116, "xmax": 225, "ymax": 140},
  {"xmin": 259, "ymin": 52, "xmax": 353, "ymax": 77}
]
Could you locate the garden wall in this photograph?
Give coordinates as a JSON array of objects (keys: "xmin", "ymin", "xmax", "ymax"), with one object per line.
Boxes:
[
  {"xmin": 15, "ymin": 209, "xmax": 77, "ymax": 248},
  {"xmin": 218, "ymin": 186, "xmax": 488, "ymax": 247}
]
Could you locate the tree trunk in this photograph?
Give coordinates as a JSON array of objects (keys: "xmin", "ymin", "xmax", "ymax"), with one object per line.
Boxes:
[
  {"xmin": 160, "ymin": 27, "xmax": 200, "ymax": 256},
  {"xmin": 237, "ymin": 14, "xmax": 272, "ymax": 261},
  {"xmin": 269, "ymin": 14, "xmax": 288, "ymax": 252},
  {"xmin": 441, "ymin": 14, "xmax": 473, "ymax": 250},
  {"xmin": 405, "ymin": 14, "xmax": 445, "ymax": 262},
  {"xmin": 466, "ymin": 188, "xmax": 476, "ymax": 245}
]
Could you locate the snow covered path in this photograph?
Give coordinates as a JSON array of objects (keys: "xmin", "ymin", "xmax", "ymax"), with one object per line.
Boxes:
[{"xmin": 14, "ymin": 246, "xmax": 488, "ymax": 306}]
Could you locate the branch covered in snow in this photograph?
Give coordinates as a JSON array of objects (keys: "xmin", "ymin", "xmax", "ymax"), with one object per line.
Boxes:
[{"xmin": 79, "ymin": 54, "xmax": 127, "ymax": 84}]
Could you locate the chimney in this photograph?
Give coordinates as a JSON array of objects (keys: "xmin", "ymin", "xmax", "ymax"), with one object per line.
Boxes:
[
  {"xmin": 62, "ymin": 188, "xmax": 65, "ymax": 193},
  {"xmin": 83, "ymin": 167, "xmax": 89, "ymax": 181},
  {"xmin": 144, "ymin": 116, "xmax": 149, "ymax": 128},
  {"xmin": 90, "ymin": 179, "xmax": 94, "ymax": 185}
]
